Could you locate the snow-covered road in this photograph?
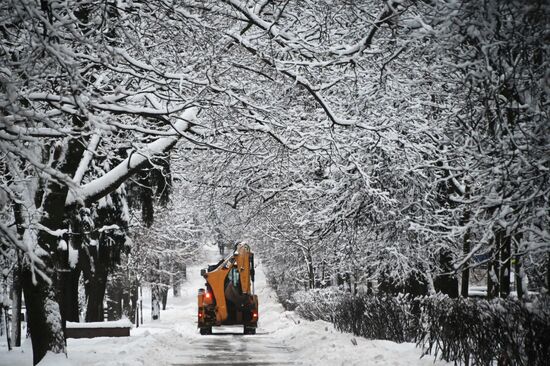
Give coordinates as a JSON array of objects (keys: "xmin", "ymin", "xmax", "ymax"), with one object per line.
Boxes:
[{"xmin": 0, "ymin": 244, "xmax": 450, "ymax": 365}]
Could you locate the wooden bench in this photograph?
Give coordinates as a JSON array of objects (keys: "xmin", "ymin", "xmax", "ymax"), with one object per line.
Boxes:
[{"xmin": 65, "ymin": 319, "xmax": 132, "ymax": 339}]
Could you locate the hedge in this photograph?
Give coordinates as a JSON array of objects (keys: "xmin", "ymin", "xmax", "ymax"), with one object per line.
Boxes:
[{"xmin": 292, "ymin": 289, "xmax": 550, "ymax": 366}]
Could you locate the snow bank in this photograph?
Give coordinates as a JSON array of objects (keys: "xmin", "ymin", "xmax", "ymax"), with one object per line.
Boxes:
[{"xmin": 37, "ymin": 352, "xmax": 73, "ymax": 366}]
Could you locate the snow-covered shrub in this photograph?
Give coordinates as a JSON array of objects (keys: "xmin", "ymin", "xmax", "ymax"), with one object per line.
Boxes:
[
  {"xmin": 333, "ymin": 294, "xmax": 419, "ymax": 343},
  {"xmin": 294, "ymin": 289, "xmax": 550, "ymax": 365},
  {"xmin": 417, "ymin": 295, "xmax": 550, "ymax": 366},
  {"xmin": 270, "ymin": 281, "xmax": 301, "ymax": 311},
  {"xmin": 292, "ymin": 288, "xmax": 343, "ymax": 322}
]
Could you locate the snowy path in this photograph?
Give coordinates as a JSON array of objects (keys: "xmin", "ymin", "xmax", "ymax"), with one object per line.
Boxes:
[
  {"xmin": 0, "ymin": 244, "xmax": 450, "ymax": 366},
  {"xmin": 147, "ymin": 245, "xmax": 296, "ymax": 366},
  {"xmin": 171, "ymin": 331, "xmax": 295, "ymax": 365}
]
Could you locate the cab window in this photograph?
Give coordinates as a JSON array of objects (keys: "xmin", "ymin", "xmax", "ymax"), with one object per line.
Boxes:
[{"xmin": 229, "ymin": 267, "xmax": 240, "ymax": 288}]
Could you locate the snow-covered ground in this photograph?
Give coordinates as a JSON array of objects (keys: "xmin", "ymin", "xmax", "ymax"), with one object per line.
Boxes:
[{"xmin": 0, "ymin": 244, "xmax": 450, "ymax": 365}]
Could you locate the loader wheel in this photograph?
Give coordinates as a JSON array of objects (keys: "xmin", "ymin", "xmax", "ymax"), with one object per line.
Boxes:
[
  {"xmin": 244, "ymin": 327, "xmax": 256, "ymax": 335},
  {"xmin": 200, "ymin": 327, "xmax": 212, "ymax": 335}
]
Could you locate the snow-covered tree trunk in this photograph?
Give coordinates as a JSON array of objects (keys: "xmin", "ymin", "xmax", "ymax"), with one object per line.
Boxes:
[
  {"xmin": 22, "ymin": 123, "xmax": 86, "ymax": 364},
  {"xmin": 172, "ymin": 275, "xmax": 180, "ymax": 297},
  {"xmin": 151, "ymin": 256, "xmax": 161, "ymax": 320},
  {"xmin": 22, "ymin": 263, "xmax": 65, "ymax": 365},
  {"xmin": 151, "ymin": 285, "xmax": 161, "ymax": 321}
]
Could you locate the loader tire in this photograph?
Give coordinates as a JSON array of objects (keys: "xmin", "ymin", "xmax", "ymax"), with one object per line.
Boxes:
[
  {"xmin": 200, "ymin": 327, "xmax": 212, "ymax": 335},
  {"xmin": 244, "ymin": 327, "xmax": 256, "ymax": 335}
]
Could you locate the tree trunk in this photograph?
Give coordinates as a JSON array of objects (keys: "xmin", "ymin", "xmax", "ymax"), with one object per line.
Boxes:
[
  {"xmin": 488, "ymin": 245, "xmax": 500, "ymax": 299},
  {"xmin": 172, "ymin": 276, "xmax": 180, "ymax": 297},
  {"xmin": 499, "ymin": 234, "xmax": 511, "ymax": 298},
  {"xmin": 138, "ymin": 285, "xmax": 142, "ymax": 325},
  {"xmin": 434, "ymin": 250, "xmax": 458, "ymax": 298},
  {"xmin": 11, "ymin": 258, "xmax": 22, "ymax": 347},
  {"xmin": 25, "ymin": 137, "xmax": 85, "ymax": 363},
  {"xmin": 511, "ymin": 232, "xmax": 524, "ymax": 300},
  {"xmin": 460, "ymin": 237, "xmax": 470, "ymax": 297},
  {"xmin": 2, "ymin": 305, "xmax": 11, "ymax": 350},
  {"xmin": 82, "ymin": 246, "xmax": 110, "ymax": 322},
  {"xmin": 22, "ymin": 262, "xmax": 65, "ymax": 365},
  {"xmin": 151, "ymin": 285, "xmax": 161, "ymax": 320},
  {"xmin": 161, "ymin": 287, "xmax": 168, "ymax": 311},
  {"xmin": 1, "ymin": 306, "xmax": 4, "ymax": 337},
  {"xmin": 304, "ymin": 249, "xmax": 314, "ymax": 290},
  {"xmin": 461, "ymin": 224, "xmax": 471, "ymax": 297},
  {"xmin": 122, "ymin": 280, "xmax": 139, "ymax": 321},
  {"xmin": 12, "ymin": 201, "xmax": 26, "ymax": 347},
  {"xmin": 85, "ymin": 279, "xmax": 107, "ymax": 322},
  {"xmin": 460, "ymin": 184, "xmax": 471, "ymax": 297},
  {"xmin": 106, "ymin": 276, "xmax": 123, "ymax": 321},
  {"xmin": 63, "ymin": 266, "xmax": 81, "ymax": 322},
  {"xmin": 139, "ymin": 170, "xmax": 154, "ymax": 227},
  {"xmin": 159, "ymin": 257, "xmax": 170, "ymax": 311}
]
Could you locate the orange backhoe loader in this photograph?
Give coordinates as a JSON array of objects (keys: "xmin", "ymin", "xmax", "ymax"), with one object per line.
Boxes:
[{"xmin": 197, "ymin": 243, "xmax": 258, "ymax": 335}]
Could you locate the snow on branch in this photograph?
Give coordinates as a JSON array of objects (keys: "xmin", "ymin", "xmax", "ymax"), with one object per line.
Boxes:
[
  {"xmin": 329, "ymin": 3, "xmax": 398, "ymax": 57},
  {"xmin": 65, "ymin": 108, "xmax": 198, "ymax": 207},
  {"xmin": 72, "ymin": 134, "xmax": 101, "ymax": 185}
]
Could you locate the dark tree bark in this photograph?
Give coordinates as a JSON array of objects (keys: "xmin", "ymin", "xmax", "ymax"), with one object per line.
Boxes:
[
  {"xmin": 404, "ymin": 272, "xmax": 429, "ymax": 297},
  {"xmin": 138, "ymin": 170, "xmax": 154, "ymax": 227},
  {"xmin": 23, "ymin": 130, "xmax": 85, "ymax": 364},
  {"xmin": 305, "ymin": 249, "xmax": 314, "ymax": 290},
  {"xmin": 151, "ymin": 256, "xmax": 161, "ymax": 320},
  {"xmin": 22, "ymin": 262, "xmax": 65, "ymax": 365},
  {"xmin": 63, "ymin": 262, "xmax": 81, "ymax": 322},
  {"xmin": 81, "ymin": 245, "xmax": 110, "ymax": 322},
  {"xmin": 59, "ymin": 232, "xmax": 81, "ymax": 323},
  {"xmin": 499, "ymin": 234, "xmax": 512, "ymax": 298},
  {"xmin": 153, "ymin": 153, "xmax": 171, "ymax": 207},
  {"xmin": 460, "ymin": 185, "xmax": 471, "ymax": 298},
  {"xmin": 511, "ymin": 233, "xmax": 524, "ymax": 300},
  {"xmin": 11, "ymin": 263, "xmax": 22, "ymax": 347},
  {"xmin": 121, "ymin": 280, "xmax": 139, "ymax": 321},
  {"xmin": 11, "ymin": 202, "xmax": 25, "ymax": 347},
  {"xmin": 487, "ymin": 244, "xmax": 500, "ymax": 299},
  {"xmin": 434, "ymin": 249, "xmax": 459, "ymax": 298},
  {"xmin": 106, "ymin": 276, "xmax": 123, "ymax": 321},
  {"xmin": 161, "ymin": 287, "xmax": 168, "ymax": 310}
]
